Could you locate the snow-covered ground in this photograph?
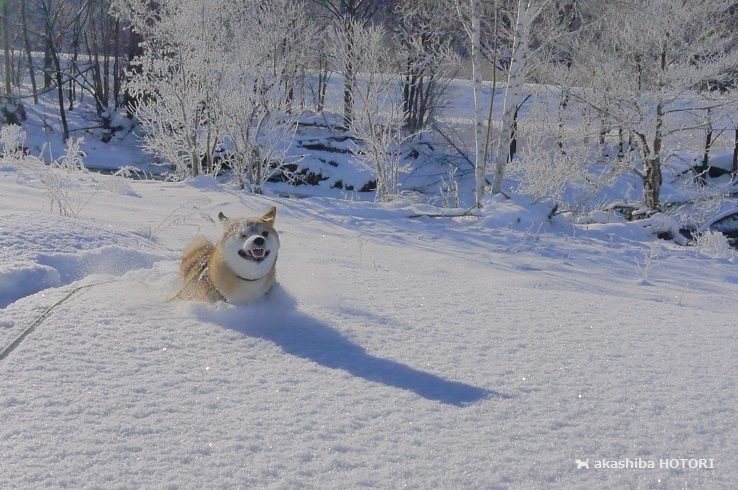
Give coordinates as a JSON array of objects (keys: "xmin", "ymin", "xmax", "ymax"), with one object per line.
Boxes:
[
  {"xmin": 1, "ymin": 157, "xmax": 737, "ymax": 488},
  {"xmin": 2, "ymin": 69, "xmax": 737, "ymax": 487}
]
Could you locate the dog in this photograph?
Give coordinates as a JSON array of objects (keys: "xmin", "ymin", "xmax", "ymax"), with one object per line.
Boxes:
[
  {"xmin": 178, "ymin": 206, "xmax": 279, "ymax": 304},
  {"xmin": 575, "ymin": 459, "xmax": 590, "ymax": 470}
]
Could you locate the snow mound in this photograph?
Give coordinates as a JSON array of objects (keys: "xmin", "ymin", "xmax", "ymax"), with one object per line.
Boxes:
[
  {"xmin": 480, "ymin": 193, "xmax": 572, "ymax": 233},
  {"xmin": 0, "ymin": 211, "xmax": 169, "ymax": 308},
  {"xmin": 0, "ymin": 261, "xmax": 61, "ymax": 308}
]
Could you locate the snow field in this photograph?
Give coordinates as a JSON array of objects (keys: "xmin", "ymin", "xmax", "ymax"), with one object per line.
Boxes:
[{"xmin": 1, "ymin": 167, "xmax": 737, "ymax": 488}]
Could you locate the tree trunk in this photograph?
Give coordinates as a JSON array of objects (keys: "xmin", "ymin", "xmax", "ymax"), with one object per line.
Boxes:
[
  {"xmin": 44, "ymin": 38, "xmax": 53, "ymax": 89},
  {"xmin": 643, "ymin": 54, "xmax": 667, "ymax": 211},
  {"xmin": 402, "ymin": 58, "xmax": 416, "ymax": 130},
  {"xmin": 113, "ymin": 20, "xmax": 122, "ymax": 110},
  {"xmin": 342, "ymin": 22, "xmax": 355, "ymax": 128},
  {"xmin": 317, "ymin": 52, "xmax": 328, "ymax": 112},
  {"xmin": 49, "ymin": 46, "xmax": 70, "ymax": 141},
  {"xmin": 482, "ymin": 4, "xmax": 500, "ymax": 192},
  {"xmin": 492, "ymin": 0, "xmax": 529, "ymax": 195},
  {"xmin": 1, "ymin": 0, "xmax": 12, "ymax": 98},
  {"xmin": 510, "ymin": 104, "xmax": 521, "ymax": 161},
  {"xmin": 123, "ymin": 29, "xmax": 143, "ymax": 119},
  {"xmin": 700, "ymin": 108, "xmax": 713, "ymax": 174},
  {"xmin": 471, "ymin": 0, "xmax": 486, "ymax": 206},
  {"xmin": 643, "ymin": 156, "xmax": 662, "ymax": 211},
  {"xmin": 557, "ymin": 91, "xmax": 569, "ymax": 153},
  {"xmin": 20, "ymin": 0, "xmax": 38, "ymax": 104},
  {"xmin": 636, "ymin": 130, "xmax": 661, "ymax": 212},
  {"xmin": 731, "ymin": 128, "xmax": 738, "ymax": 173}
]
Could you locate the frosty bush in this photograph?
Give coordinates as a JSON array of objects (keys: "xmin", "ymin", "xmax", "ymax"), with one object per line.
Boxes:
[
  {"xmin": 694, "ymin": 230, "xmax": 734, "ymax": 260},
  {"xmin": 510, "ymin": 143, "xmax": 589, "ymax": 207},
  {"xmin": 0, "ymin": 126, "xmax": 92, "ymax": 217},
  {"xmin": 439, "ymin": 166, "xmax": 460, "ymax": 208},
  {"xmin": 0, "ymin": 125, "xmax": 27, "ymax": 161},
  {"xmin": 55, "ymin": 138, "xmax": 86, "ymax": 173},
  {"xmin": 508, "ymin": 103, "xmax": 613, "ymax": 211},
  {"xmin": 0, "ymin": 126, "xmax": 44, "ymax": 175},
  {"xmin": 634, "ymin": 242, "xmax": 660, "ymax": 285},
  {"xmin": 41, "ymin": 137, "xmax": 92, "ymax": 217}
]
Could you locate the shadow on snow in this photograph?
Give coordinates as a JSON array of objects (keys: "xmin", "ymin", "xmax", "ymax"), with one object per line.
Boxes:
[{"xmin": 198, "ymin": 286, "xmax": 508, "ymax": 407}]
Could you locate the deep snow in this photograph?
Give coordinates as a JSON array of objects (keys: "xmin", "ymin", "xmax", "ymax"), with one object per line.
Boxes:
[{"xmin": 1, "ymin": 160, "xmax": 737, "ymax": 488}]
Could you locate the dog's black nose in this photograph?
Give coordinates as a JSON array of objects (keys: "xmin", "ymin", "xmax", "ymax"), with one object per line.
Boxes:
[{"xmin": 253, "ymin": 236, "xmax": 265, "ymax": 246}]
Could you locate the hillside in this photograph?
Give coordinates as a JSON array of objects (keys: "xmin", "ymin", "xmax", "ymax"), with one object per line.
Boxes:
[{"xmin": 1, "ymin": 160, "xmax": 736, "ymax": 487}]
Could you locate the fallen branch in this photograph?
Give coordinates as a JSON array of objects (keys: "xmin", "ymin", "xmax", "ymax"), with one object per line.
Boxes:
[{"xmin": 408, "ymin": 208, "xmax": 482, "ymax": 219}]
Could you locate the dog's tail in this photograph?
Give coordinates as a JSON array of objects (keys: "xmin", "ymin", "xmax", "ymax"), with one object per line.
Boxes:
[{"xmin": 180, "ymin": 235, "xmax": 214, "ymax": 279}]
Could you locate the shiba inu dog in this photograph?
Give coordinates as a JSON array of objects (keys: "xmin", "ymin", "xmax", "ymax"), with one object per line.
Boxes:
[{"xmin": 178, "ymin": 206, "xmax": 279, "ymax": 304}]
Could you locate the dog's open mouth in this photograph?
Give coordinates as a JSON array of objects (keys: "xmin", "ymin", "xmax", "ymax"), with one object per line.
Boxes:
[{"xmin": 239, "ymin": 248, "xmax": 270, "ymax": 262}]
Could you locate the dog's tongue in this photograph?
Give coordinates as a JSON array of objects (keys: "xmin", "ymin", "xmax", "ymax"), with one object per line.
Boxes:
[{"xmin": 251, "ymin": 248, "xmax": 265, "ymax": 258}]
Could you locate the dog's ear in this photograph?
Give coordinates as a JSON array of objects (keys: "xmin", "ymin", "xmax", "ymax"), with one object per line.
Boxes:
[
  {"xmin": 262, "ymin": 206, "xmax": 277, "ymax": 223},
  {"xmin": 218, "ymin": 211, "xmax": 229, "ymax": 223}
]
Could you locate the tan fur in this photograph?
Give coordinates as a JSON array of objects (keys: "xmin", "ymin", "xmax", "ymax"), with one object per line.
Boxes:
[
  {"xmin": 180, "ymin": 235, "xmax": 213, "ymax": 279},
  {"xmin": 178, "ymin": 206, "xmax": 279, "ymax": 304}
]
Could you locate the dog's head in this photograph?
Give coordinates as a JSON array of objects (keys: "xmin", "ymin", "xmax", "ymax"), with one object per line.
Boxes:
[{"xmin": 217, "ymin": 206, "xmax": 280, "ymax": 280}]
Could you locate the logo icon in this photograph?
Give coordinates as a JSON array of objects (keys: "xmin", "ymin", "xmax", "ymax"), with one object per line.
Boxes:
[{"xmin": 576, "ymin": 459, "xmax": 590, "ymax": 470}]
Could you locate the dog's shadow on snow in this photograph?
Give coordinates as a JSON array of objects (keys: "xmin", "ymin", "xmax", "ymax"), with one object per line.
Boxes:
[{"xmin": 198, "ymin": 286, "xmax": 507, "ymax": 407}]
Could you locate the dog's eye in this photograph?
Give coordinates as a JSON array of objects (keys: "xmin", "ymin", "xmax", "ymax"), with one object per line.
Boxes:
[{"xmin": 261, "ymin": 231, "xmax": 269, "ymax": 238}]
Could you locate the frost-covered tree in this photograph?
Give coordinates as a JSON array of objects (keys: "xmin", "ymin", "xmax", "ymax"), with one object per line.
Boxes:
[
  {"xmin": 25, "ymin": 0, "xmax": 92, "ymax": 140},
  {"xmin": 217, "ymin": 0, "xmax": 316, "ymax": 191},
  {"xmin": 507, "ymin": 99, "xmax": 617, "ymax": 211},
  {"xmin": 394, "ymin": 0, "xmax": 458, "ymax": 133},
  {"xmin": 556, "ymin": 0, "xmax": 738, "ymax": 211},
  {"xmin": 490, "ymin": 0, "xmax": 556, "ymax": 196},
  {"xmin": 455, "ymin": 0, "xmax": 561, "ymax": 205},
  {"xmin": 309, "ymin": 0, "xmax": 387, "ymax": 127},
  {"xmin": 114, "ymin": 0, "xmax": 314, "ymax": 184},
  {"xmin": 330, "ymin": 21, "xmax": 418, "ymax": 201},
  {"xmin": 114, "ymin": 0, "xmax": 227, "ymax": 177}
]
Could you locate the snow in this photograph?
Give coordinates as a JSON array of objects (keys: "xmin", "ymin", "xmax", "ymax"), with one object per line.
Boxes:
[
  {"xmin": 1, "ymin": 158, "xmax": 737, "ymax": 488},
  {"xmin": 2, "ymin": 66, "xmax": 737, "ymax": 487}
]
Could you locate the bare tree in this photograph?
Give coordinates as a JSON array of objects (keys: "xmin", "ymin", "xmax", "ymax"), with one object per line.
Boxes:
[
  {"xmin": 394, "ymin": 0, "xmax": 458, "ymax": 133},
  {"xmin": 19, "ymin": 0, "xmax": 39, "ymax": 104},
  {"xmin": 80, "ymin": 1, "xmax": 119, "ymax": 121},
  {"xmin": 1, "ymin": 0, "xmax": 12, "ymax": 99},
  {"xmin": 309, "ymin": 0, "xmax": 387, "ymax": 126},
  {"xmin": 24, "ymin": 0, "xmax": 91, "ymax": 141}
]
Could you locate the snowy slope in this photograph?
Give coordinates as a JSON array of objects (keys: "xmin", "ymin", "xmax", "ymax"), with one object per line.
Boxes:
[{"xmin": 1, "ymin": 164, "xmax": 737, "ymax": 489}]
